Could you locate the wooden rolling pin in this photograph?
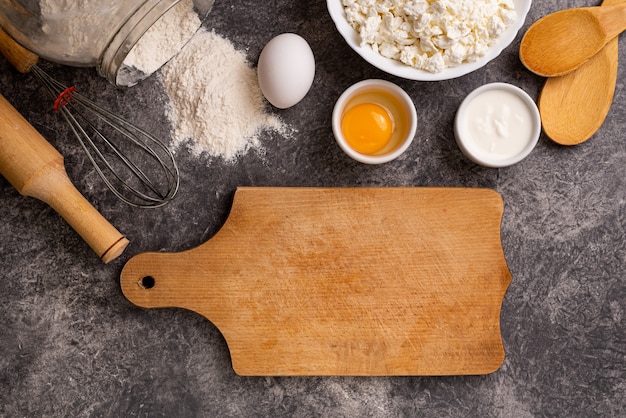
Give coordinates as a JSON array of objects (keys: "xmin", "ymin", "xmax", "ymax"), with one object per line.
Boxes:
[{"xmin": 0, "ymin": 92, "xmax": 129, "ymax": 263}]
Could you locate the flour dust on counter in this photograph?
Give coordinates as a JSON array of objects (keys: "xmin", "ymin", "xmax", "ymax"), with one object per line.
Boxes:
[{"xmin": 160, "ymin": 29, "xmax": 290, "ymax": 161}]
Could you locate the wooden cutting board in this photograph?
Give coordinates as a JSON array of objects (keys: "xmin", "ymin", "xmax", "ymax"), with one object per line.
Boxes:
[{"xmin": 121, "ymin": 187, "xmax": 511, "ymax": 376}]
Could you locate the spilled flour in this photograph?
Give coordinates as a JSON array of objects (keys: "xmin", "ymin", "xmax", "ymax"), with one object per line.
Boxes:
[{"xmin": 160, "ymin": 29, "xmax": 288, "ymax": 160}]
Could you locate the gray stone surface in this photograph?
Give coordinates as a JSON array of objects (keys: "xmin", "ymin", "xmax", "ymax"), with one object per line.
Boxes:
[{"xmin": 1, "ymin": 1, "xmax": 625, "ymax": 416}]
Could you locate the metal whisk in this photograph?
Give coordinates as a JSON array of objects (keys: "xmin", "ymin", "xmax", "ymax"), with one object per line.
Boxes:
[
  {"xmin": 31, "ymin": 65, "xmax": 180, "ymax": 208},
  {"xmin": 0, "ymin": 28, "xmax": 179, "ymax": 208}
]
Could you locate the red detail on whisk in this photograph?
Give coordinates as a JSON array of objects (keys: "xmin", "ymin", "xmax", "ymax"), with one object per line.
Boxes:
[{"xmin": 53, "ymin": 86, "xmax": 76, "ymax": 111}]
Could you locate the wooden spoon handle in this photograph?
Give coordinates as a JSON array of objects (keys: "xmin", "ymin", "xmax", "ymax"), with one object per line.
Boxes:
[
  {"xmin": 0, "ymin": 93, "xmax": 129, "ymax": 263},
  {"xmin": 594, "ymin": 3, "xmax": 626, "ymax": 40},
  {"xmin": 0, "ymin": 26, "xmax": 38, "ymax": 73}
]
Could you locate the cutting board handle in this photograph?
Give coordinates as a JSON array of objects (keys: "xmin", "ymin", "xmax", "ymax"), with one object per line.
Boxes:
[{"xmin": 122, "ymin": 251, "xmax": 192, "ymax": 307}]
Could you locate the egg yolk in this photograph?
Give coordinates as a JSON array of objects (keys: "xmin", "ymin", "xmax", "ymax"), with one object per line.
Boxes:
[{"xmin": 341, "ymin": 103, "xmax": 394, "ymax": 155}]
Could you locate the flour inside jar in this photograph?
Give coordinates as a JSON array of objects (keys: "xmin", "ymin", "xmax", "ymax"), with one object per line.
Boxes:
[{"xmin": 120, "ymin": 0, "xmax": 201, "ymax": 85}]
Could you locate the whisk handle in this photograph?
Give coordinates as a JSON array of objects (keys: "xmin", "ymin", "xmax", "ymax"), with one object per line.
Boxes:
[
  {"xmin": 0, "ymin": 93, "xmax": 129, "ymax": 263},
  {"xmin": 0, "ymin": 26, "xmax": 39, "ymax": 73}
]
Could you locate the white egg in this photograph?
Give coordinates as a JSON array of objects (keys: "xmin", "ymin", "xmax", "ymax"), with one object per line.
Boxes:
[{"xmin": 257, "ymin": 33, "xmax": 315, "ymax": 109}]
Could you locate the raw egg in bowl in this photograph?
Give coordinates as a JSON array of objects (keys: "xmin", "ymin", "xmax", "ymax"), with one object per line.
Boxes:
[{"xmin": 332, "ymin": 79, "xmax": 417, "ymax": 164}]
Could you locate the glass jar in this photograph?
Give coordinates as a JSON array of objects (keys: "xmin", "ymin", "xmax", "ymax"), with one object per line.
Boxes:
[{"xmin": 0, "ymin": 0, "xmax": 213, "ymax": 86}]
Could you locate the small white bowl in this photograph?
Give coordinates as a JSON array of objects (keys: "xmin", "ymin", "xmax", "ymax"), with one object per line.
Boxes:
[
  {"xmin": 454, "ymin": 82, "xmax": 540, "ymax": 168},
  {"xmin": 332, "ymin": 79, "xmax": 417, "ymax": 164},
  {"xmin": 326, "ymin": 0, "xmax": 531, "ymax": 81}
]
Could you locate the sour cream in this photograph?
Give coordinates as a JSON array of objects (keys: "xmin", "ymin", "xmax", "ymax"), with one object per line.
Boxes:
[{"xmin": 455, "ymin": 83, "xmax": 540, "ymax": 167}]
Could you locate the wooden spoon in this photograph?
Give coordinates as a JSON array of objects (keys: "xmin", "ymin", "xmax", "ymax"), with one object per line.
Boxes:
[
  {"xmin": 520, "ymin": 4, "xmax": 626, "ymax": 77},
  {"xmin": 539, "ymin": 0, "xmax": 622, "ymax": 145}
]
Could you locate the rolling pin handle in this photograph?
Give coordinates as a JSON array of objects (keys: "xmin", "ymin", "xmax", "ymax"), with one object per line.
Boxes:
[{"xmin": 0, "ymin": 26, "xmax": 39, "ymax": 73}]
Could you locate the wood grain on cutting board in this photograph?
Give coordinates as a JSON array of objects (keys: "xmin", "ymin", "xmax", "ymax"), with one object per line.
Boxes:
[{"xmin": 121, "ymin": 187, "xmax": 511, "ymax": 376}]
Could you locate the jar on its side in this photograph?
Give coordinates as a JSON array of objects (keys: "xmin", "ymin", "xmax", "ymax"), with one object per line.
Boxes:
[{"xmin": 0, "ymin": 0, "xmax": 213, "ymax": 86}]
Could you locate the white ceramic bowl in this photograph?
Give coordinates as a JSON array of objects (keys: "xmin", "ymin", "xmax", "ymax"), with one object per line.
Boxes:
[
  {"xmin": 332, "ymin": 79, "xmax": 417, "ymax": 164},
  {"xmin": 327, "ymin": 0, "xmax": 531, "ymax": 81},
  {"xmin": 454, "ymin": 82, "xmax": 540, "ymax": 168}
]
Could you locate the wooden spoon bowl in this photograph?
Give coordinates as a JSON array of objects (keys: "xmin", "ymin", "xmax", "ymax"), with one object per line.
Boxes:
[{"xmin": 520, "ymin": 4, "xmax": 626, "ymax": 77}]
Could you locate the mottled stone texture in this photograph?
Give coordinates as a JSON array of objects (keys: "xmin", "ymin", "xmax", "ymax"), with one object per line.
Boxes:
[{"xmin": 1, "ymin": 1, "xmax": 624, "ymax": 417}]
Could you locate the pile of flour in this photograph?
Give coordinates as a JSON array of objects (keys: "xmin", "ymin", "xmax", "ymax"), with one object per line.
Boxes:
[{"xmin": 159, "ymin": 29, "xmax": 288, "ymax": 160}]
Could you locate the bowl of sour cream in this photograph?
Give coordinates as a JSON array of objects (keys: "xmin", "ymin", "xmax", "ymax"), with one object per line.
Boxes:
[{"xmin": 454, "ymin": 82, "xmax": 541, "ymax": 167}]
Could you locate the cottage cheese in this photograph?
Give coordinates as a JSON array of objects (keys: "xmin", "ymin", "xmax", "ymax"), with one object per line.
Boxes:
[{"xmin": 342, "ymin": 0, "xmax": 517, "ymax": 73}]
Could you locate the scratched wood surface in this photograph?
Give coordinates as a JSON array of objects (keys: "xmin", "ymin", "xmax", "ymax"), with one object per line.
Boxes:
[{"xmin": 120, "ymin": 187, "xmax": 511, "ymax": 376}]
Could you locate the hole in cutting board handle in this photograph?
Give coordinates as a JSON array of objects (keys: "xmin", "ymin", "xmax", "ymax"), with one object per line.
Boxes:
[{"xmin": 139, "ymin": 276, "xmax": 156, "ymax": 289}]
